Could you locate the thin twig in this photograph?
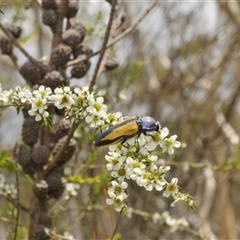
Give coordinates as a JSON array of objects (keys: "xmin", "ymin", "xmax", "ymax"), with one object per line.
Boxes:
[
  {"xmin": 0, "ymin": 101, "xmax": 56, "ymax": 109},
  {"xmin": 110, "ymin": 214, "xmax": 121, "ymax": 240},
  {"xmin": 0, "ymin": 216, "xmax": 27, "ymax": 228},
  {"xmin": 107, "ymin": 0, "xmax": 157, "ymax": 50},
  {"xmin": 66, "ymin": 0, "xmax": 157, "ymax": 68},
  {"xmin": 49, "ymin": 230, "xmax": 79, "ymax": 240},
  {"xmin": 89, "ymin": 0, "xmax": 117, "ymax": 89},
  {"xmin": 13, "ymin": 160, "xmax": 19, "ymax": 240},
  {"xmin": 0, "ymin": 23, "xmax": 45, "ymax": 71},
  {"xmin": 0, "ymin": 194, "xmax": 29, "ymax": 213},
  {"xmin": 95, "ymin": 2, "xmax": 120, "ymax": 81},
  {"xmin": 51, "ymin": 0, "xmax": 69, "ymax": 48},
  {"xmin": 44, "ymin": 122, "xmax": 78, "ymax": 175}
]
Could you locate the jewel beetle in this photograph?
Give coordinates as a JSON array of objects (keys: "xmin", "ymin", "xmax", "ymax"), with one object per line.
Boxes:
[{"xmin": 94, "ymin": 116, "xmax": 160, "ymax": 147}]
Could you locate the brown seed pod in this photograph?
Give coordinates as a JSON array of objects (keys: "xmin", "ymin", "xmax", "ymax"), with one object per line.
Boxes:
[
  {"xmin": 53, "ymin": 118, "xmax": 72, "ymax": 143},
  {"xmin": 41, "ymin": 70, "xmax": 67, "ymax": 90},
  {"xmin": 19, "ymin": 62, "xmax": 42, "ymax": 86},
  {"xmin": 0, "ymin": 36, "xmax": 13, "ymax": 55},
  {"xmin": 32, "ymin": 145, "xmax": 50, "ymax": 166},
  {"xmin": 22, "ymin": 117, "xmax": 39, "ymax": 147},
  {"xmin": 52, "ymin": 136, "xmax": 76, "ymax": 164},
  {"xmin": 62, "ymin": 28, "xmax": 82, "ymax": 49},
  {"xmin": 50, "ymin": 43, "xmax": 72, "ymax": 67},
  {"xmin": 32, "ymin": 224, "xmax": 50, "ymax": 240},
  {"xmin": 105, "ymin": 59, "xmax": 119, "ymax": 71},
  {"xmin": 66, "ymin": 0, "xmax": 79, "ymax": 19},
  {"xmin": 42, "ymin": 9, "xmax": 58, "ymax": 27},
  {"xmin": 7, "ymin": 25, "xmax": 22, "ymax": 39},
  {"xmin": 71, "ymin": 55, "xmax": 91, "ymax": 78},
  {"xmin": 21, "ymin": 105, "xmax": 32, "ymax": 119},
  {"xmin": 42, "ymin": 0, "xmax": 57, "ymax": 10},
  {"xmin": 46, "ymin": 165, "xmax": 65, "ymax": 199},
  {"xmin": 72, "ymin": 44, "xmax": 92, "ymax": 58},
  {"xmin": 13, "ymin": 144, "xmax": 36, "ymax": 175},
  {"xmin": 33, "ymin": 179, "xmax": 49, "ymax": 199},
  {"xmin": 40, "ymin": 214, "xmax": 52, "ymax": 228},
  {"xmin": 72, "ymin": 22, "xmax": 86, "ymax": 42},
  {"xmin": 14, "ymin": 144, "xmax": 31, "ymax": 167}
]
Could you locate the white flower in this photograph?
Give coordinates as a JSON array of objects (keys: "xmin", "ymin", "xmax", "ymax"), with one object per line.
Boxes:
[
  {"xmin": 28, "ymin": 94, "xmax": 49, "ymax": 121},
  {"xmin": 65, "ymin": 182, "xmax": 80, "ymax": 200},
  {"xmin": 6, "ymin": 184, "xmax": 17, "ymax": 199},
  {"xmin": 163, "ymin": 178, "xmax": 179, "ymax": 197},
  {"xmin": 160, "ymin": 135, "xmax": 181, "ymax": 155},
  {"xmin": 142, "ymin": 134, "xmax": 159, "ymax": 152},
  {"xmin": 17, "ymin": 88, "xmax": 32, "ymax": 103},
  {"xmin": 63, "ymin": 231, "xmax": 74, "ymax": 240},
  {"xmin": 0, "ymin": 174, "xmax": 17, "ymax": 199},
  {"xmin": 155, "ymin": 180, "xmax": 165, "ymax": 191},
  {"xmin": 66, "ymin": 183, "xmax": 80, "ymax": 195},
  {"xmin": 106, "ymin": 112, "xmax": 123, "ymax": 125},
  {"xmin": 110, "ymin": 166, "xmax": 127, "ymax": 182},
  {"xmin": 52, "ymin": 86, "xmax": 76, "ymax": 109},
  {"xmin": 108, "ymin": 181, "xmax": 128, "ymax": 198},
  {"xmin": 0, "ymin": 85, "xmax": 12, "ymax": 103},
  {"xmin": 0, "ymin": 173, "xmax": 5, "ymax": 185},
  {"xmin": 33, "ymin": 85, "xmax": 52, "ymax": 99},
  {"xmin": 165, "ymin": 215, "xmax": 189, "ymax": 233},
  {"xmin": 159, "ymin": 127, "xmax": 169, "ymax": 139},
  {"xmin": 106, "ymin": 192, "xmax": 128, "ymax": 213},
  {"xmin": 152, "ymin": 213, "xmax": 162, "ymax": 224},
  {"xmin": 86, "ymin": 96, "xmax": 108, "ymax": 114},
  {"xmin": 106, "ymin": 191, "xmax": 123, "ymax": 205},
  {"xmin": 105, "ymin": 152, "xmax": 125, "ymax": 171},
  {"xmin": 125, "ymin": 157, "xmax": 146, "ymax": 179},
  {"xmin": 85, "ymin": 110, "xmax": 108, "ymax": 128}
]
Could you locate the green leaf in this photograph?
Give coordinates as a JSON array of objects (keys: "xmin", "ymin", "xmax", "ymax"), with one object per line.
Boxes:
[{"xmin": 0, "ymin": 1, "xmax": 6, "ymax": 15}]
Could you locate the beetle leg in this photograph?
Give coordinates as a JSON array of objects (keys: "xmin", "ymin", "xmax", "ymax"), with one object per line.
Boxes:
[
  {"xmin": 135, "ymin": 137, "xmax": 140, "ymax": 152},
  {"xmin": 143, "ymin": 132, "xmax": 155, "ymax": 140},
  {"xmin": 120, "ymin": 136, "xmax": 130, "ymax": 148}
]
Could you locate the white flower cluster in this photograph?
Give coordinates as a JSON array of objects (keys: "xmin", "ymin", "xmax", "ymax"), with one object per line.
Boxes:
[
  {"xmin": 0, "ymin": 84, "xmax": 192, "ymax": 212},
  {"xmin": 0, "ymin": 84, "xmax": 12, "ymax": 103},
  {"xmin": 152, "ymin": 211, "xmax": 189, "ymax": 233},
  {"xmin": 0, "ymin": 173, "xmax": 17, "ymax": 199},
  {"xmin": 0, "ymin": 84, "xmax": 121, "ymax": 126},
  {"xmin": 104, "ymin": 131, "xmax": 187, "ymax": 213},
  {"xmin": 64, "ymin": 182, "xmax": 80, "ymax": 200},
  {"xmin": 63, "ymin": 231, "xmax": 74, "ymax": 240}
]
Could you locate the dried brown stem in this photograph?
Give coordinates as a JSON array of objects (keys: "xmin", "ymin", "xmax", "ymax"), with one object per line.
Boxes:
[
  {"xmin": 0, "ymin": 216, "xmax": 27, "ymax": 228},
  {"xmin": 14, "ymin": 160, "xmax": 20, "ymax": 240},
  {"xmin": 95, "ymin": 2, "xmax": 120, "ymax": 81},
  {"xmin": 44, "ymin": 123, "xmax": 78, "ymax": 175},
  {"xmin": 0, "ymin": 23, "xmax": 45, "ymax": 71},
  {"xmin": 66, "ymin": 0, "xmax": 157, "ymax": 68},
  {"xmin": 51, "ymin": 0, "xmax": 69, "ymax": 48},
  {"xmin": 89, "ymin": 0, "xmax": 117, "ymax": 89},
  {"xmin": 0, "ymin": 194, "xmax": 29, "ymax": 213}
]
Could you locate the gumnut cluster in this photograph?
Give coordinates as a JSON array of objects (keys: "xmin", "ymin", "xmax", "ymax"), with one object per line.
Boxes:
[{"xmin": 0, "ymin": 0, "xmax": 120, "ymax": 239}]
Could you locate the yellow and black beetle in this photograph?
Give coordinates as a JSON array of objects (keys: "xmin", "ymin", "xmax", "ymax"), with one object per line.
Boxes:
[{"xmin": 94, "ymin": 116, "xmax": 160, "ymax": 147}]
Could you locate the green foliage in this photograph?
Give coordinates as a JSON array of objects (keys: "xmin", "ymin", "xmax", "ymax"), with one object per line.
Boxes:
[
  {"xmin": 19, "ymin": 28, "xmax": 39, "ymax": 44},
  {"xmin": 107, "ymin": 233, "xmax": 121, "ymax": 240},
  {"xmin": 13, "ymin": 0, "xmax": 33, "ymax": 22},
  {"xmin": 92, "ymin": 168, "xmax": 109, "ymax": 201},
  {"xmin": 0, "ymin": 151, "xmax": 32, "ymax": 181},
  {"xmin": 67, "ymin": 174, "xmax": 100, "ymax": 184},
  {"xmin": 16, "ymin": 226, "xmax": 29, "ymax": 240},
  {"xmin": 0, "ymin": 1, "xmax": 6, "ymax": 15},
  {"xmin": 125, "ymin": 60, "xmax": 144, "ymax": 88},
  {"xmin": 85, "ymin": 10, "xmax": 106, "ymax": 40},
  {"xmin": 0, "ymin": 151, "xmax": 16, "ymax": 172}
]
